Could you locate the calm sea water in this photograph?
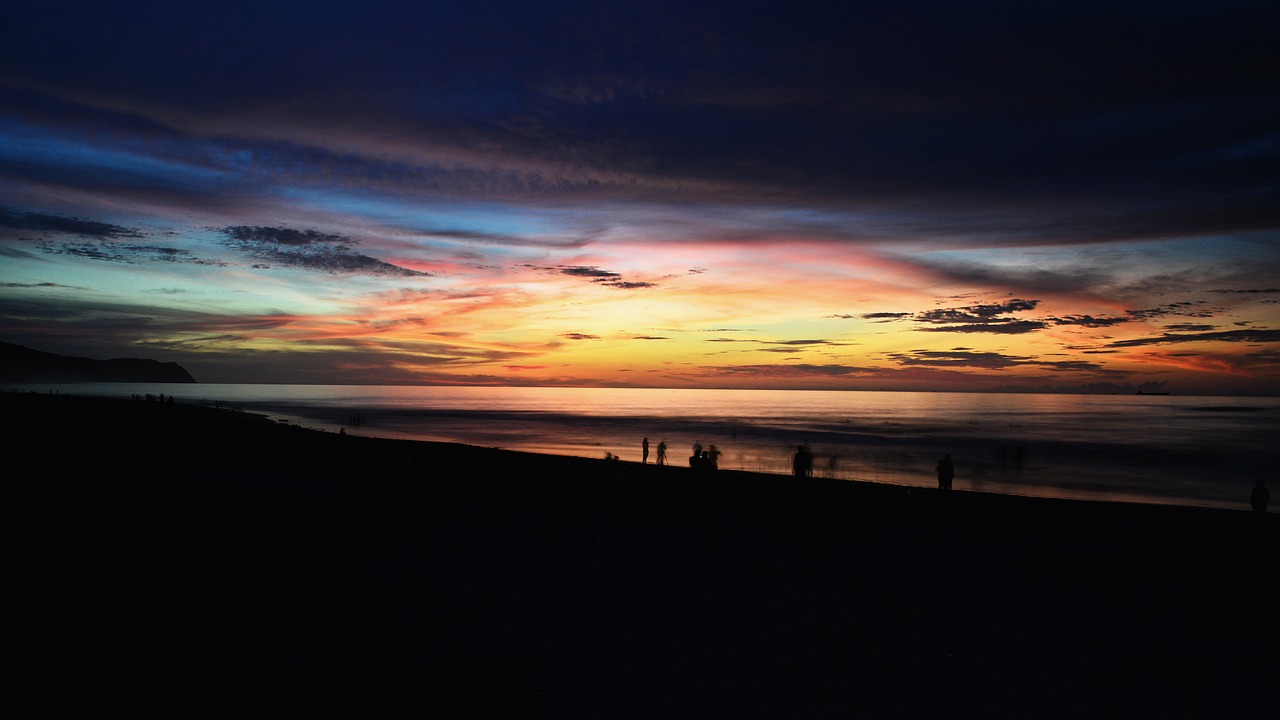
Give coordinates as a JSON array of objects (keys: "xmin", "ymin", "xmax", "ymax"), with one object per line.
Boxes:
[{"xmin": 18, "ymin": 383, "xmax": 1278, "ymax": 510}]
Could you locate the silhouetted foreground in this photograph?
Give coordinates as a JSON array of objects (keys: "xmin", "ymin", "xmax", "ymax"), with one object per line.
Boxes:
[{"xmin": 11, "ymin": 391, "xmax": 1278, "ymax": 719}]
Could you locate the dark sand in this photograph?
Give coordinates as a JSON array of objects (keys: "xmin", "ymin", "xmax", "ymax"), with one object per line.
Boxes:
[{"xmin": 10, "ymin": 391, "xmax": 1278, "ymax": 719}]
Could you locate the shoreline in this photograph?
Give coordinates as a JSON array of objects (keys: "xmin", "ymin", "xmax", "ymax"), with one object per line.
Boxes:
[
  {"xmin": 9, "ymin": 382, "xmax": 1270, "ymax": 511},
  {"xmin": 11, "ymin": 390, "xmax": 1279, "ymax": 718}
]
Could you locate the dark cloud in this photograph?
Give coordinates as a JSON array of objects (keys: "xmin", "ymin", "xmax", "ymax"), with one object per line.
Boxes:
[
  {"xmin": 759, "ymin": 347, "xmax": 814, "ymax": 354},
  {"xmin": 887, "ymin": 348, "xmax": 1108, "ymax": 373},
  {"xmin": 888, "ymin": 349, "xmax": 1024, "ymax": 369},
  {"xmin": 0, "ymin": 295, "xmax": 296, "ymax": 352},
  {"xmin": 1108, "ymin": 329, "xmax": 1280, "ymax": 348},
  {"xmin": 1050, "ymin": 315, "xmax": 1131, "ymax": 328},
  {"xmin": 187, "ymin": 342, "xmax": 526, "ymax": 385},
  {"xmin": 220, "ymin": 226, "xmax": 429, "ymax": 276},
  {"xmin": 0, "ymin": 206, "xmax": 140, "ymax": 238},
  {"xmin": 224, "ymin": 226, "xmax": 348, "ymax": 247},
  {"xmin": 860, "ymin": 312, "xmax": 912, "ymax": 322},
  {"xmin": 705, "ymin": 337, "xmax": 842, "ymax": 351},
  {"xmin": 915, "ymin": 299, "xmax": 1039, "ymax": 324},
  {"xmin": 1035, "ymin": 360, "xmax": 1111, "ymax": 373},
  {"xmin": 911, "ymin": 299, "xmax": 1045, "ymax": 334},
  {"xmin": 752, "ymin": 339, "xmax": 852, "ymax": 354},
  {"xmin": 0, "ymin": 113, "xmax": 247, "ymax": 207},
  {"xmin": 562, "ymin": 332, "xmax": 599, "ymax": 341},
  {"xmin": 0, "ymin": 245, "xmax": 44, "ymax": 260},
  {"xmin": 701, "ymin": 363, "xmax": 882, "ymax": 378},
  {"xmin": 0, "ymin": 290, "xmax": 541, "ymax": 383},
  {"xmin": 559, "ymin": 266, "xmax": 621, "ymax": 279},
  {"xmin": 1238, "ymin": 349, "xmax": 1280, "ymax": 370},
  {"xmin": 1126, "ymin": 301, "xmax": 1218, "ymax": 320},
  {"xmin": 3, "ymin": 2, "xmax": 1279, "ymax": 390},
  {"xmin": 34, "ymin": 239, "xmax": 217, "ymax": 265},
  {"xmin": 915, "ymin": 320, "xmax": 1047, "ymax": 335},
  {"xmin": 911, "ymin": 258, "xmax": 1119, "ymax": 292},
  {"xmin": 767, "ymin": 339, "xmax": 837, "ymax": 346},
  {"xmin": 0, "ymin": 281, "xmax": 78, "ymax": 289},
  {"xmin": 2, "ymin": 2, "xmax": 1275, "ymax": 241},
  {"xmin": 854, "ymin": 300, "xmax": 1051, "ymax": 334},
  {"xmin": 538, "ymin": 265, "xmax": 655, "ymax": 289}
]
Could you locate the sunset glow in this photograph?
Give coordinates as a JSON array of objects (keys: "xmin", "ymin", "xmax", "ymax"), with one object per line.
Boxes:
[{"xmin": 2, "ymin": 1, "xmax": 1277, "ymax": 394}]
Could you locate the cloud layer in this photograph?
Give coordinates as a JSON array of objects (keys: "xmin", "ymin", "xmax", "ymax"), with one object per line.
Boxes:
[{"xmin": 1, "ymin": 1, "xmax": 1277, "ymax": 393}]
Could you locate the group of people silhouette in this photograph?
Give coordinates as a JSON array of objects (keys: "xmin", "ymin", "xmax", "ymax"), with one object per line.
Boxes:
[
  {"xmin": 639, "ymin": 437, "xmax": 722, "ymax": 471},
  {"xmin": 641, "ymin": 437, "xmax": 668, "ymax": 466},
  {"xmin": 639, "ymin": 437, "xmax": 721, "ymax": 499},
  {"xmin": 632, "ymin": 439, "xmax": 1270, "ymax": 514},
  {"xmin": 688, "ymin": 441, "xmax": 721, "ymax": 470}
]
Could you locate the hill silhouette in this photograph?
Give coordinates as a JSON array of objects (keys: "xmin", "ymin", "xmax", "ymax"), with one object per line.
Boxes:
[{"xmin": 0, "ymin": 341, "xmax": 195, "ymax": 383}]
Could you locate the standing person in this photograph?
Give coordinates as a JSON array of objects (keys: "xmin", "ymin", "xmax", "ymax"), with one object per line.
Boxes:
[
  {"xmin": 656, "ymin": 440, "xmax": 667, "ymax": 466},
  {"xmin": 642, "ymin": 437, "xmax": 650, "ymax": 464},
  {"xmin": 936, "ymin": 453, "xmax": 955, "ymax": 491},
  {"xmin": 793, "ymin": 444, "xmax": 813, "ymax": 478},
  {"xmin": 1251, "ymin": 478, "xmax": 1269, "ymax": 513}
]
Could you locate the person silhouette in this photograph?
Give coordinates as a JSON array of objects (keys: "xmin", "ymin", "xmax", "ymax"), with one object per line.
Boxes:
[
  {"xmin": 1251, "ymin": 479, "xmax": 1269, "ymax": 513},
  {"xmin": 656, "ymin": 440, "xmax": 667, "ymax": 466},
  {"xmin": 793, "ymin": 444, "xmax": 813, "ymax": 478},
  {"xmin": 642, "ymin": 437, "xmax": 650, "ymax": 464},
  {"xmin": 936, "ymin": 454, "xmax": 955, "ymax": 491}
]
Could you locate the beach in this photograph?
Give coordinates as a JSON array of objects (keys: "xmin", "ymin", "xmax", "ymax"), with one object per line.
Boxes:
[{"xmin": 11, "ymin": 391, "xmax": 1278, "ymax": 718}]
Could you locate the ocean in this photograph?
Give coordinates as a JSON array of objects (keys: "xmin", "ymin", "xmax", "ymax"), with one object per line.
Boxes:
[{"xmin": 17, "ymin": 383, "xmax": 1278, "ymax": 510}]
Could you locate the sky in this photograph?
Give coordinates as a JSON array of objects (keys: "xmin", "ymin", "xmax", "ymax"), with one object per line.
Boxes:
[{"xmin": 2, "ymin": 0, "xmax": 1278, "ymax": 394}]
